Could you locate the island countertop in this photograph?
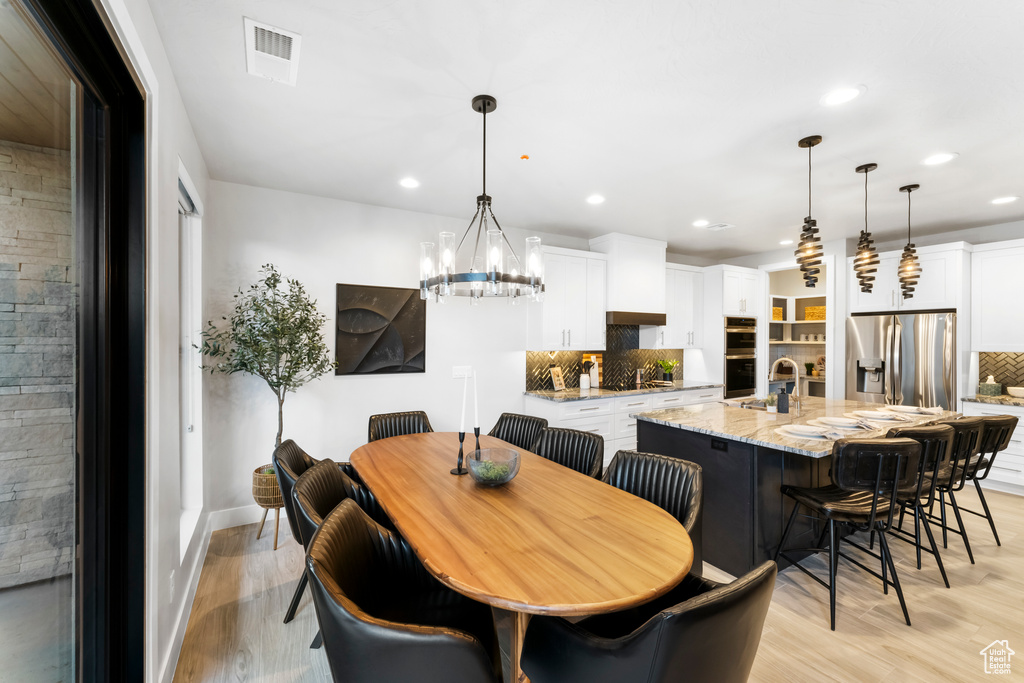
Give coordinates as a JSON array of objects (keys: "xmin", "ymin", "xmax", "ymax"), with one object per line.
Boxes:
[
  {"xmin": 632, "ymin": 397, "xmax": 960, "ymax": 458},
  {"xmin": 525, "ymin": 380, "xmax": 723, "ymax": 402}
]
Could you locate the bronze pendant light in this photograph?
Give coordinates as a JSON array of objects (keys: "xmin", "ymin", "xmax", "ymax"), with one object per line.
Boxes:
[
  {"xmin": 853, "ymin": 163, "xmax": 880, "ymax": 292},
  {"xmin": 795, "ymin": 135, "xmax": 824, "ymax": 287},
  {"xmin": 898, "ymin": 183, "xmax": 921, "ymax": 299}
]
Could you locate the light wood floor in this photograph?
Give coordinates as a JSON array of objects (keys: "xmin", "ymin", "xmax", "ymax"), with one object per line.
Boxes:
[{"xmin": 174, "ymin": 486, "xmax": 1023, "ymax": 682}]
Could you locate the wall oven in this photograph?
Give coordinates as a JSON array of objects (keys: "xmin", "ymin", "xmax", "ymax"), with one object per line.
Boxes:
[{"xmin": 724, "ymin": 317, "xmax": 757, "ymax": 398}]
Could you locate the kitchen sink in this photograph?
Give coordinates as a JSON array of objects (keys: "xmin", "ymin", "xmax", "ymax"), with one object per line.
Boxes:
[{"xmin": 723, "ymin": 398, "xmax": 767, "ymax": 411}]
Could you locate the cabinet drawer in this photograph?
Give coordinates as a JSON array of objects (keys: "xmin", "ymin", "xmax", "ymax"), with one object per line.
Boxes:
[
  {"xmin": 993, "ymin": 451, "xmax": 1024, "ymax": 471},
  {"xmin": 614, "ymin": 396, "xmax": 653, "ymax": 413},
  {"xmin": 556, "ymin": 414, "xmax": 614, "ymax": 440},
  {"xmin": 559, "ymin": 399, "xmax": 614, "ymax": 420},
  {"xmin": 614, "ymin": 413, "xmax": 640, "ymax": 440},
  {"xmin": 684, "ymin": 387, "xmax": 724, "ymax": 403},
  {"xmin": 652, "ymin": 392, "xmax": 688, "ymax": 409}
]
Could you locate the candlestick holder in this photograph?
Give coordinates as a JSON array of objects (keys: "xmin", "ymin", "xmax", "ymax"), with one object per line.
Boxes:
[
  {"xmin": 451, "ymin": 431, "xmax": 469, "ymax": 475},
  {"xmin": 474, "ymin": 427, "xmax": 481, "ymax": 456}
]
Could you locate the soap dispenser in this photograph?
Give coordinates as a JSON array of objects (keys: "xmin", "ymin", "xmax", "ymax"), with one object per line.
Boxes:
[{"xmin": 777, "ymin": 387, "xmax": 790, "ymax": 414}]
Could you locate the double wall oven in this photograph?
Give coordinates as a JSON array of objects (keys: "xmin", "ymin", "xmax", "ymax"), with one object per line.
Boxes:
[{"xmin": 724, "ymin": 317, "xmax": 757, "ymax": 398}]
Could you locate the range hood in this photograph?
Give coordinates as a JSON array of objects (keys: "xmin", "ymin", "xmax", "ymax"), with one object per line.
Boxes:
[
  {"xmin": 606, "ymin": 311, "xmax": 666, "ymax": 326},
  {"xmin": 589, "ymin": 233, "xmax": 667, "ymax": 324}
]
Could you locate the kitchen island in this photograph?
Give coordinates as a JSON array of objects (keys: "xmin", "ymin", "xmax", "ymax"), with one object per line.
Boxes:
[{"xmin": 634, "ymin": 397, "xmax": 959, "ymax": 576}]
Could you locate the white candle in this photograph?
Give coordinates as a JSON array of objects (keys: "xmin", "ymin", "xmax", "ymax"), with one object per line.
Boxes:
[
  {"xmin": 459, "ymin": 375, "xmax": 468, "ymax": 434},
  {"xmin": 473, "ymin": 371, "xmax": 479, "ymax": 429}
]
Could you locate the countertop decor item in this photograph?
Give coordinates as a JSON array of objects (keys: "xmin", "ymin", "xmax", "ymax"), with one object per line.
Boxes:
[
  {"xmin": 418, "ymin": 95, "xmax": 543, "ymax": 303},
  {"xmin": 898, "ymin": 183, "xmax": 922, "ymax": 299},
  {"xmin": 794, "ymin": 135, "xmax": 824, "ymax": 287},
  {"xmin": 804, "ymin": 305, "xmax": 826, "ymax": 320},
  {"xmin": 198, "ymin": 264, "xmax": 335, "ymax": 449},
  {"xmin": 772, "ymin": 307, "xmax": 784, "ymax": 320},
  {"xmin": 468, "ymin": 447, "xmax": 521, "ymax": 486},
  {"xmin": 252, "ymin": 464, "xmax": 283, "ymax": 550},
  {"xmin": 979, "ymin": 375, "xmax": 1003, "ymax": 396},
  {"xmin": 1008, "ymin": 387, "xmax": 1024, "ymax": 398},
  {"xmin": 657, "ymin": 359, "xmax": 679, "ymax": 381},
  {"xmin": 853, "ymin": 162, "xmax": 880, "ymax": 293},
  {"xmin": 549, "ymin": 366, "xmax": 565, "ymax": 391},
  {"xmin": 764, "ymin": 393, "xmax": 777, "ymax": 413}
]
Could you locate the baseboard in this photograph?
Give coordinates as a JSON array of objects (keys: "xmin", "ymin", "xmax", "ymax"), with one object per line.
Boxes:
[
  {"xmin": 157, "ymin": 510, "xmax": 212, "ymax": 683},
  {"xmin": 208, "ymin": 503, "xmax": 264, "ymax": 531}
]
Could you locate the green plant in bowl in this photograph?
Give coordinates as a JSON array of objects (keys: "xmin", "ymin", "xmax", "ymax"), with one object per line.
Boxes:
[
  {"xmin": 764, "ymin": 393, "xmax": 777, "ymax": 407},
  {"xmin": 804, "ymin": 362, "xmax": 815, "ymax": 375},
  {"xmin": 468, "ymin": 448, "xmax": 520, "ymax": 486}
]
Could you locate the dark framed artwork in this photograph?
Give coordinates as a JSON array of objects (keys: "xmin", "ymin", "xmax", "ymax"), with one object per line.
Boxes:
[{"xmin": 336, "ymin": 284, "xmax": 426, "ymax": 374}]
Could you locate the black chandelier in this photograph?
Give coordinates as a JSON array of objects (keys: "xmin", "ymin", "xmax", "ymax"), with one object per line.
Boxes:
[
  {"xmin": 853, "ymin": 163, "xmax": 880, "ymax": 293},
  {"xmin": 419, "ymin": 95, "xmax": 543, "ymax": 304},
  {"xmin": 898, "ymin": 184, "xmax": 921, "ymax": 299},
  {"xmin": 795, "ymin": 135, "xmax": 824, "ymax": 287}
]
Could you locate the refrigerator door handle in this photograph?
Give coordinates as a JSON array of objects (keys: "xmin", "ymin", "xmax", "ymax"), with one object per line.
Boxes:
[
  {"xmin": 892, "ymin": 319, "xmax": 904, "ymax": 406},
  {"xmin": 884, "ymin": 323, "xmax": 895, "ymax": 405},
  {"xmin": 943, "ymin": 313, "xmax": 955, "ymax": 408}
]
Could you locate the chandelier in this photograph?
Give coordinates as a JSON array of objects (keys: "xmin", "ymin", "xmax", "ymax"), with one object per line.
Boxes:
[
  {"xmin": 853, "ymin": 163, "xmax": 880, "ymax": 292},
  {"xmin": 794, "ymin": 135, "xmax": 824, "ymax": 287},
  {"xmin": 419, "ymin": 95, "xmax": 543, "ymax": 304},
  {"xmin": 898, "ymin": 184, "xmax": 921, "ymax": 299}
]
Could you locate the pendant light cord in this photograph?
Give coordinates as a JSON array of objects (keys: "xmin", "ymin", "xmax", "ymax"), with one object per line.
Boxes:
[
  {"xmin": 907, "ymin": 190, "xmax": 912, "ymax": 245},
  {"xmin": 482, "ymin": 104, "xmax": 487, "ymax": 199},
  {"xmin": 807, "ymin": 145, "xmax": 812, "ymax": 216},
  {"xmin": 864, "ymin": 171, "xmax": 868, "ymax": 235}
]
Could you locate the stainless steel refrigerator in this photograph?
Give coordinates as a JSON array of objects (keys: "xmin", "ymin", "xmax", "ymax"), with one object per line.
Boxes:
[{"xmin": 846, "ymin": 312, "xmax": 956, "ymax": 409}]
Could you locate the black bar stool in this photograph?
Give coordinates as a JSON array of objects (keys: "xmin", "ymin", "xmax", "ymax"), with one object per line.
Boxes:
[
  {"xmin": 776, "ymin": 437, "xmax": 921, "ymax": 630},
  {"xmin": 926, "ymin": 416, "xmax": 985, "ymax": 563},
  {"xmin": 961, "ymin": 415, "xmax": 1018, "ymax": 546}
]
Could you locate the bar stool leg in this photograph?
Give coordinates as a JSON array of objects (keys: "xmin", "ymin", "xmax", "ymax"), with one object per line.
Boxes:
[
  {"xmin": 947, "ymin": 489, "xmax": 975, "ymax": 564},
  {"xmin": 828, "ymin": 520, "xmax": 838, "ymax": 632},
  {"xmin": 913, "ymin": 508, "xmax": 922, "ymax": 570},
  {"xmin": 973, "ymin": 479, "xmax": 1001, "ymax": 546},
  {"xmin": 939, "ymin": 489, "xmax": 948, "ymax": 548},
  {"xmin": 918, "ymin": 507, "xmax": 950, "ymax": 588},
  {"xmin": 256, "ymin": 508, "xmax": 268, "ymax": 539},
  {"xmin": 775, "ymin": 501, "xmax": 801, "ymax": 562},
  {"xmin": 273, "ymin": 507, "xmax": 280, "ymax": 550},
  {"xmin": 879, "ymin": 531, "xmax": 910, "ymax": 626}
]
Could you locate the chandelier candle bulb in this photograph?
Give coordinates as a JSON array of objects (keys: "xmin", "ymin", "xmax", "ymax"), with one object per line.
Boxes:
[
  {"xmin": 419, "ymin": 242, "xmax": 436, "ymax": 300},
  {"xmin": 486, "ymin": 229, "xmax": 503, "ymax": 294}
]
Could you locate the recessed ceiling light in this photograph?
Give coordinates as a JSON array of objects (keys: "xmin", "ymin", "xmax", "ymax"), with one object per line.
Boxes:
[
  {"xmin": 399, "ymin": 177, "xmax": 420, "ymax": 188},
  {"xmin": 586, "ymin": 194, "xmax": 605, "ymax": 205},
  {"xmin": 820, "ymin": 86, "xmax": 864, "ymax": 107},
  {"xmin": 922, "ymin": 152, "xmax": 958, "ymax": 166},
  {"xmin": 991, "ymin": 196, "xmax": 1019, "ymax": 205},
  {"xmin": 779, "ymin": 239, "xmax": 794, "ymax": 246},
  {"xmin": 692, "ymin": 219, "xmax": 709, "ymax": 228}
]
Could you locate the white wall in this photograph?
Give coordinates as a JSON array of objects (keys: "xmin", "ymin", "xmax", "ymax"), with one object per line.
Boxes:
[
  {"xmin": 93, "ymin": 1, "xmax": 211, "ymax": 682},
  {"xmin": 202, "ymin": 180, "xmax": 586, "ymax": 516}
]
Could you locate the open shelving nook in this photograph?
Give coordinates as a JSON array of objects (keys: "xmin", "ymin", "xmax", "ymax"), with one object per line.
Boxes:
[{"xmin": 769, "ymin": 294, "xmax": 827, "ymax": 344}]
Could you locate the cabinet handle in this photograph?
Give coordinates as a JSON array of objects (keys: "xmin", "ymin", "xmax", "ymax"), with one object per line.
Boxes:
[
  {"xmin": 663, "ymin": 398, "xmax": 679, "ymax": 402},
  {"xmin": 580, "ymin": 406, "xmax": 601, "ymax": 412},
  {"xmin": 626, "ymin": 402, "xmax": 645, "ymax": 407},
  {"xmin": 700, "ymin": 394, "xmax": 714, "ymax": 398},
  {"xmin": 568, "ymin": 329, "xmax": 572, "ymax": 346},
  {"xmin": 562, "ymin": 329, "xmax": 565, "ymax": 346},
  {"xmin": 891, "ymin": 290, "xmax": 895, "ymax": 306},
  {"xmin": 587, "ymin": 428, "xmax": 601, "ymax": 433},
  {"xmin": 660, "ymin": 330, "xmax": 664, "ymax": 346},
  {"xmin": 1011, "ymin": 440, "xmax": 1022, "ymax": 444}
]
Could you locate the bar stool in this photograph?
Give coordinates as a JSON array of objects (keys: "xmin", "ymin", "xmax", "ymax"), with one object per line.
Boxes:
[
  {"xmin": 926, "ymin": 416, "xmax": 985, "ymax": 563},
  {"xmin": 962, "ymin": 415, "xmax": 1019, "ymax": 546},
  {"xmin": 776, "ymin": 437, "xmax": 921, "ymax": 630},
  {"xmin": 884, "ymin": 423, "xmax": 954, "ymax": 587}
]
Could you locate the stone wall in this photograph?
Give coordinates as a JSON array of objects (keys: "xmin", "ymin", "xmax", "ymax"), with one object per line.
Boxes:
[{"xmin": 0, "ymin": 140, "xmax": 74, "ymax": 589}]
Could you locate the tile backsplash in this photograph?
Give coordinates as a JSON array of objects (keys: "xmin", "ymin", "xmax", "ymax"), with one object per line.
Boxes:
[
  {"xmin": 979, "ymin": 352, "xmax": 1024, "ymax": 389},
  {"xmin": 525, "ymin": 325, "xmax": 685, "ymax": 391}
]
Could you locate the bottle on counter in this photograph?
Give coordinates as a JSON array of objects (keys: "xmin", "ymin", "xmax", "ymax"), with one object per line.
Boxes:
[
  {"xmin": 777, "ymin": 387, "xmax": 789, "ymax": 414},
  {"xmin": 589, "ymin": 355, "xmax": 600, "ymax": 388}
]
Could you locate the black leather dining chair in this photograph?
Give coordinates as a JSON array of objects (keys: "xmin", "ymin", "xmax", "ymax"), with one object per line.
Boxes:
[
  {"xmin": 272, "ymin": 439, "xmax": 317, "ymax": 624},
  {"xmin": 293, "ymin": 459, "xmax": 394, "ymax": 549},
  {"xmin": 367, "ymin": 410, "xmax": 434, "ymax": 442},
  {"xmin": 520, "ymin": 560, "xmax": 777, "ymax": 683},
  {"xmin": 306, "ymin": 499, "xmax": 501, "ymax": 683},
  {"xmin": 533, "ymin": 427, "xmax": 603, "ymax": 478},
  {"xmin": 603, "ymin": 450, "xmax": 704, "ymax": 577},
  {"xmin": 488, "ymin": 412, "xmax": 547, "ymax": 451}
]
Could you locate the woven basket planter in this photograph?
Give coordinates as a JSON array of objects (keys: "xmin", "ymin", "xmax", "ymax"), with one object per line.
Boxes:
[{"xmin": 252, "ymin": 464, "xmax": 283, "ymax": 509}]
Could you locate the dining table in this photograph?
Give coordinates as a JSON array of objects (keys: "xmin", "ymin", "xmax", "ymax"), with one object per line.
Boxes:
[{"xmin": 350, "ymin": 432, "xmax": 694, "ymax": 683}]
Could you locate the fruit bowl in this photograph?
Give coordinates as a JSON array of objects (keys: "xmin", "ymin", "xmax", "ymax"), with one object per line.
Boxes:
[
  {"xmin": 1007, "ymin": 387, "xmax": 1024, "ymax": 398},
  {"xmin": 468, "ymin": 448, "xmax": 520, "ymax": 486}
]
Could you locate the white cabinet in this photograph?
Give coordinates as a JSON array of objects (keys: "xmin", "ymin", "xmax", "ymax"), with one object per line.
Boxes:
[
  {"xmin": 972, "ymin": 240, "xmax": 1024, "ymax": 351},
  {"xmin": 848, "ymin": 244, "xmax": 967, "ymax": 314},
  {"xmin": 960, "ymin": 402, "xmax": 1024, "ymax": 490},
  {"xmin": 640, "ymin": 266, "xmax": 704, "ymax": 349},
  {"xmin": 722, "ymin": 267, "xmax": 760, "ymax": 316},
  {"xmin": 528, "ymin": 248, "xmax": 607, "ymax": 351}
]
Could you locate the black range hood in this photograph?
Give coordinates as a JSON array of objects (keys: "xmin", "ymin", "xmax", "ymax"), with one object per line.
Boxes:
[{"xmin": 605, "ymin": 311, "xmax": 667, "ymax": 326}]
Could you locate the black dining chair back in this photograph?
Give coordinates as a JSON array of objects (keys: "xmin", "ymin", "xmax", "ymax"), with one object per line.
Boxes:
[
  {"xmin": 488, "ymin": 412, "xmax": 547, "ymax": 451},
  {"xmin": 273, "ymin": 439, "xmax": 317, "ymax": 543},
  {"xmin": 533, "ymin": 427, "xmax": 604, "ymax": 478},
  {"xmin": 603, "ymin": 450, "xmax": 703, "ymax": 576},
  {"xmin": 306, "ymin": 500, "xmax": 501, "ymax": 683},
  {"xmin": 367, "ymin": 410, "xmax": 434, "ymax": 442},
  {"xmin": 520, "ymin": 560, "xmax": 777, "ymax": 683},
  {"xmin": 292, "ymin": 459, "xmax": 393, "ymax": 549}
]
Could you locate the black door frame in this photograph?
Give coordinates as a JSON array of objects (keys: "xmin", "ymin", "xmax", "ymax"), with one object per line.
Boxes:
[{"xmin": 20, "ymin": 0, "xmax": 146, "ymax": 680}]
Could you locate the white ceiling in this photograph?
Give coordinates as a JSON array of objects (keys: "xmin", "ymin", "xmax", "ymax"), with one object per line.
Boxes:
[{"xmin": 149, "ymin": 0, "xmax": 1024, "ymax": 259}]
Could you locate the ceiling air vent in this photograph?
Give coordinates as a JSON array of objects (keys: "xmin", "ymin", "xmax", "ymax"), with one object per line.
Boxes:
[
  {"xmin": 243, "ymin": 17, "xmax": 302, "ymax": 86},
  {"xmin": 698, "ymin": 223, "xmax": 736, "ymax": 232}
]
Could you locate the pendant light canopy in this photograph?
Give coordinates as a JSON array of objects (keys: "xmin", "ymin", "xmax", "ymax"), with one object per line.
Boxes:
[
  {"xmin": 419, "ymin": 95, "xmax": 543, "ymax": 304},
  {"xmin": 795, "ymin": 135, "xmax": 824, "ymax": 287},
  {"xmin": 898, "ymin": 183, "xmax": 921, "ymax": 299},
  {"xmin": 853, "ymin": 163, "xmax": 880, "ymax": 293}
]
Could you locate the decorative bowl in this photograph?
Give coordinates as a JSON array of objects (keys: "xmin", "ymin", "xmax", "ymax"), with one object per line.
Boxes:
[
  {"xmin": 1007, "ymin": 387, "xmax": 1024, "ymax": 398},
  {"xmin": 468, "ymin": 448, "xmax": 520, "ymax": 486}
]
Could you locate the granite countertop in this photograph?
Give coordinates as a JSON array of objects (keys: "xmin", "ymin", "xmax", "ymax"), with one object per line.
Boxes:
[
  {"xmin": 633, "ymin": 397, "xmax": 960, "ymax": 458},
  {"xmin": 525, "ymin": 380, "xmax": 724, "ymax": 402},
  {"xmin": 962, "ymin": 394, "xmax": 1024, "ymax": 407}
]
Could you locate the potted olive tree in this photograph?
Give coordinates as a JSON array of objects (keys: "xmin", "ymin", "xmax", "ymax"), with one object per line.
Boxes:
[{"xmin": 198, "ymin": 264, "xmax": 335, "ymax": 449}]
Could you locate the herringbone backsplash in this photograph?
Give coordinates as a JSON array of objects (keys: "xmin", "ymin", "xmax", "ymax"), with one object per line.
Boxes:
[
  {"xmin": 979, "ymin": 352, "xmax": 1024, "ymax": 389},
  {"xmin": 525, "ymin": 325, "xmax": 685, "ymax": 391}
]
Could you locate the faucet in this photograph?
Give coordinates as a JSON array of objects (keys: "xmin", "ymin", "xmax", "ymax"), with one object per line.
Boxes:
[{"xmin": 769, "ymin": 357, "xmax": 801, "ymax": 409}]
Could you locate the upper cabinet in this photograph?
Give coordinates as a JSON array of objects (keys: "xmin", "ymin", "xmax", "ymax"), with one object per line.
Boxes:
[
  {"xmin": 848, "ymin": 243, "xmax": 968, "ymax": 314},
  {"xmin": 527, "ymin": 247, "xmax": 607, "ymax": 351},
  {"xmin": 720, "ymin": 266, "xmax": 762, "ymax": 316},
  {"xmin": 640, "ymin": 266, "xmax": 704, "ymax": 349},
  {"xmin": 972, "ymin": 239, "xmax": 1024, "ymax": 351}
]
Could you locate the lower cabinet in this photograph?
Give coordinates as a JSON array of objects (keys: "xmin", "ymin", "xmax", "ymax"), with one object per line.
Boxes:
[
  {"xmin": 524, "ymin": 387, "xmax": 724, "ymax": 468},
  {"xmin": 960, "ymin": 402, "xmax": 1024, "ymax": 490}
]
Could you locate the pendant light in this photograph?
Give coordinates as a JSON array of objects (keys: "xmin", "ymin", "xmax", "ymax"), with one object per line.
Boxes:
[
  {"xmin": 795, "ymin": 135, "xmax": 824, "ymax": 287},
  {"xmin": 853, "ymin": 163, "xmax": 880, "ymax": 292},
  {"xmin": 898, "ymin": 184, "xmax": 921, "ymax": 299},
  {"xmin": 419, "ymin": 95, "xmax": 543, "ymax": 304}
]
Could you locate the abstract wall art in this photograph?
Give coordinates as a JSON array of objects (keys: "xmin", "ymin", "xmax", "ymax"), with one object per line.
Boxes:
[{"xmin": 335, "ymin": 284, "xmax": 425, "ymax": 375}]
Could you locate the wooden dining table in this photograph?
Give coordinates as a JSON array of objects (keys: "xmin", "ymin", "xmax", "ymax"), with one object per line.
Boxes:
[{"xmin": 350, "ymin": 432, "xmax": 693, "ymax": 683}]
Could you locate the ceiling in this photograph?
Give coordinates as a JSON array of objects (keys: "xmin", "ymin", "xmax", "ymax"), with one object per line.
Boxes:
[{"xmin": 149, "ymin": 0, "xmax": 1024, "ymax": 259}]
